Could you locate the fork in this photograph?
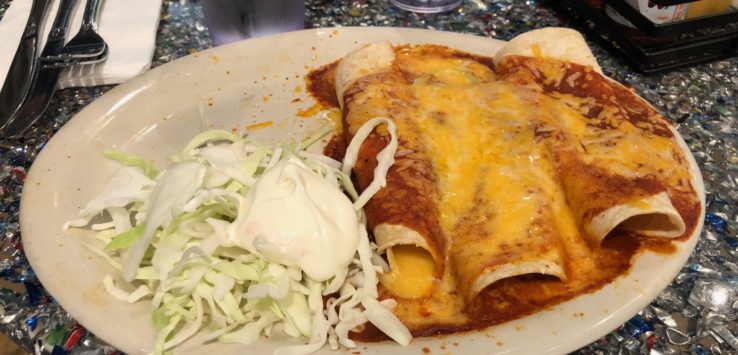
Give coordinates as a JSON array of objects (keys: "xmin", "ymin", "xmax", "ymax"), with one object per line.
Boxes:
[
  {"xmin": 41, "ymin": 0, "xmax": 106, "ymax": 62},
  {"xmin": 42, "ymin": 44, "xmax": 108, "ymax": 69}
]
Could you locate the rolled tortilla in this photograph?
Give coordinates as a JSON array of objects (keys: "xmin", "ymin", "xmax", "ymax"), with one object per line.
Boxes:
[
  {"xmin": 495, "ymin": 27, "xmax": 693, "ymax": 246},
  {"xmin": 493, "ymin": 27, "xmax": 603, "ymax": 74},
  {"xmin": 450, "ymin": 186, "xmax": 569, "ymax": 301},
  {"xmin": 335, "ymin": 41, "xmax": 395, "ymax": 110},
  {"xmin": 588, "ymin": 192, "xmax": 686, "ymax": 242},
  {"xmin": 336, "ymin": 42, "xmax": 445, "ymax": 299},
  {"xmin": 552, "ymin": 147, "xmax": 689, "ymax": 246}
]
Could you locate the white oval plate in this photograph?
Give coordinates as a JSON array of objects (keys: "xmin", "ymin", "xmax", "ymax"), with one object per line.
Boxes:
[{"xmin": 21, "ymin": 27, "xmax": 705, "ymax": 355}]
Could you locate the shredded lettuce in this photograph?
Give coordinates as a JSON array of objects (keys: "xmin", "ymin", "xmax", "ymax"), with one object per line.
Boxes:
[
  {"xmin": 103, "ymin": 150, "xmax": 160, "ymax": 179},
  {"xmin": 104, "ymin": 224, "xmax": 145, "ymax": 251},
  {"xmin": 67, "ymin": 123, "xmax": 410, "ymax": 354}
]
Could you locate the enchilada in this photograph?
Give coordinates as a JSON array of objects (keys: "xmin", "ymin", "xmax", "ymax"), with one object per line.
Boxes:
[{"xmin": 312, "ymin": 27, "xmax": 701, "ymax": 336}]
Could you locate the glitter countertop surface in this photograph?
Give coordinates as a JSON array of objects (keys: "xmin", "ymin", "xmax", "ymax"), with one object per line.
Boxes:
[{"xmin": 1, "ymin": 0, "xmax": 737, "ymax": 354}]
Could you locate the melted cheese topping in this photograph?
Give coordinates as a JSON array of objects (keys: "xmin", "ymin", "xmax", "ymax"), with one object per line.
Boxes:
[
  {"xmin": 405, "ymin": 67, "xmax": 574, "ymax": 301},
  {"xmin": 342, "ymin": 47, "xmax": 696, "ymax": 329},
  {"xmin": 549, "ymin": 93, "xmax": 688, "ymax": 184},
  {"xmin": 408, "ymin": 81, "xmax": 553, "ymax": 234},
  {"xmin": 398, "ymin": 54, "xmax": 495, "ymax": 83}
]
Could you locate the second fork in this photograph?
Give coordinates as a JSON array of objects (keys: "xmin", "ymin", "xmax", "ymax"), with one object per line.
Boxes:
[{"xmin": 41, "ymin": 0, "xmax": 107, "ymax": 63}]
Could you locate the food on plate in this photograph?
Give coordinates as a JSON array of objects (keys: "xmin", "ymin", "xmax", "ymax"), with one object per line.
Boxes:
[
  {"xmin": 64, "ymin": 26, "xmax": 702, "ymax": 353},
  {"xmin": 65, "ymin": 125, "xmax": 412, "ymax": 354},
  {"xmin": 318, "ymin": 27, "xmax": 701, "ymax": 337}
]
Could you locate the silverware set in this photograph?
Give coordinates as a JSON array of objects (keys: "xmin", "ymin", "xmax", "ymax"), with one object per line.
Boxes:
[{"xmin": 0, "ymin": 0, "xmax": 108, "ymax": 138}]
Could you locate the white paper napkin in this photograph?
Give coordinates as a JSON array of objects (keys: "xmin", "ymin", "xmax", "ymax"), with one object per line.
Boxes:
[{"xmin": 0, "ymin": 0, "xmax": 163, "ymax": 89}]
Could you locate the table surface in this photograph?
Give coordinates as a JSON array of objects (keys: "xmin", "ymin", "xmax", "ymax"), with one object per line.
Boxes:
[{"xmin": 1, "ymin": 0, "xmax": 737, "ymax": 354}]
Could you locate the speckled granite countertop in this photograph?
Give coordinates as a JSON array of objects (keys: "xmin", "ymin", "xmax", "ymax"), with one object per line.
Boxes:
[{"xmin": 1, "ymin": 0, "xmax": 737, "ymax": 354}]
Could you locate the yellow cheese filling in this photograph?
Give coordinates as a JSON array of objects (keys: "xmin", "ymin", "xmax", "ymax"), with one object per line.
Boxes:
[{"xmin": 380, "ymin": 245, "xmax": 437, "ymax": 299}]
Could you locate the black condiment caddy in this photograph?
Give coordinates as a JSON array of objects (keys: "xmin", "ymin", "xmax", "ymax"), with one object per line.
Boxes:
[{"xmin": 557, "ymin": 0, "xmax": 738, "ymax": 73}]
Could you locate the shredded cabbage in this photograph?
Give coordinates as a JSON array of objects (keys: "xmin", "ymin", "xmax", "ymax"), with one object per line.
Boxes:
[{"xmin": 66, "ymin": 120, "xmax": 410, "ymax": 354}]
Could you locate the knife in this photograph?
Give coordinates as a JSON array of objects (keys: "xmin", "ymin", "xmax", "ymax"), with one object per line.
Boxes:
[
  {"xmin": 0, "ymin": 0, "xmax": 52, "ymax": 128},
  {"xmin": 1, "ymin": 0, "xmax": 80, "ymax": 138}
]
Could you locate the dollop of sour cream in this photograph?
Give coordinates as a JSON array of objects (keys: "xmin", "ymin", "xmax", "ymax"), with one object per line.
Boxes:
[{"xmin": 236, "ymin": 157, "xmax": 360, "ymax": 281}]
